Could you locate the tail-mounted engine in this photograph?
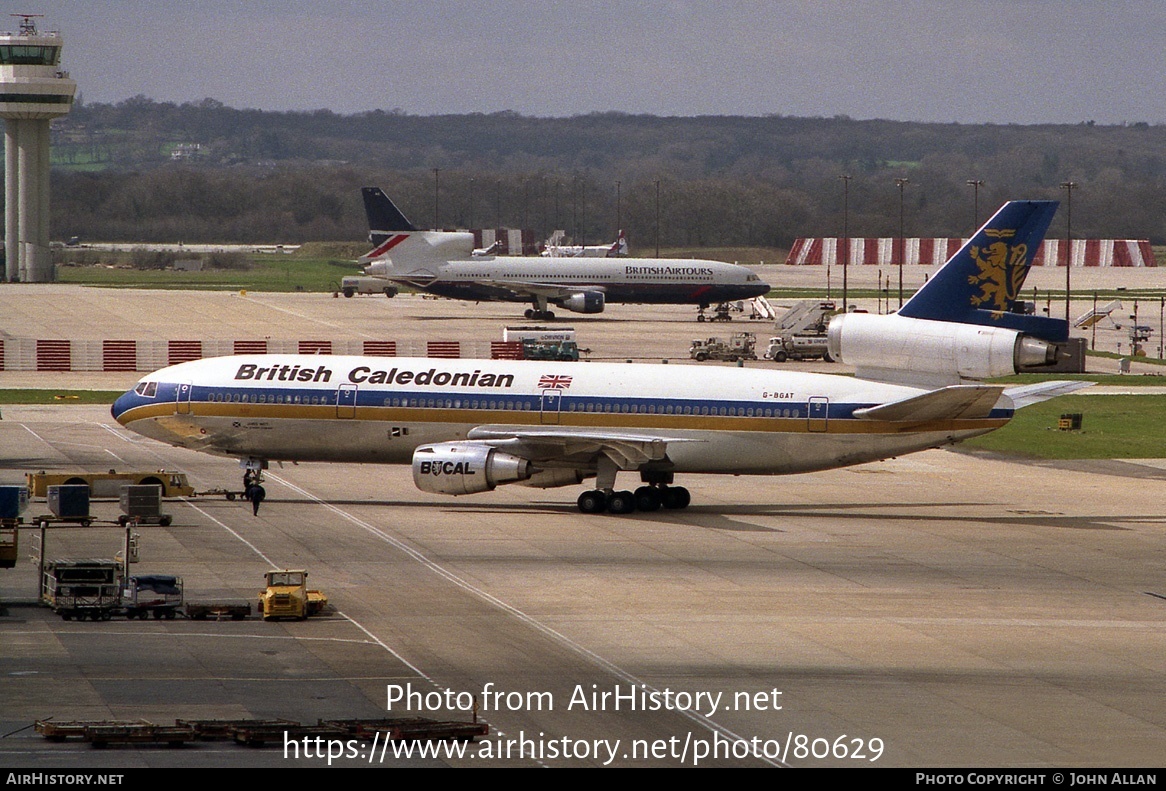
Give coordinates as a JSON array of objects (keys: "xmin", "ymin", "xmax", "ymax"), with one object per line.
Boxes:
[
  {"xmin": 412, "ymin": 443, "xmax": 532, "ymax": 495},
  {"xmin": 827, "ymin": 313, "xmax": 1058, "ymax": 385}
]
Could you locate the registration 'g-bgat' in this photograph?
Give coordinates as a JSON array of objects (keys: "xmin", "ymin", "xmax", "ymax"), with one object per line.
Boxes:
[{"xmin": 113, "ymin": 201, "xmax": 1084, "ymax": 514}]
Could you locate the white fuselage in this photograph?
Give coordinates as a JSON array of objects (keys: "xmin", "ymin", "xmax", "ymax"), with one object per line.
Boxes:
[{"xmin": 112, "ymin": 355, "xmax": 1011, "ymax": 477}]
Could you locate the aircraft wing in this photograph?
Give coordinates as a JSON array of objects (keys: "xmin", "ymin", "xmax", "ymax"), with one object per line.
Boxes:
[
  {"xmin": 852, "ymin": 384, "xmax": 1008, "ymax": 423},
  {"xmin": 467, "ymin": 425, "xmax": 702, "ymax": 469},
  {"xmin": 475, "ymin": 280, "xmax": 606, "ymax": 300},
  {"xmin": 1002, "ymin": 380, "xmax": 1094, "ymax": 409}
]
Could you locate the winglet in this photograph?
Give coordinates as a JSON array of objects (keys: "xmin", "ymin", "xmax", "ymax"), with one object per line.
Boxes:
[{"xmin": 898, "ymin": 200, "xmax": 1067, "ymax": 342}]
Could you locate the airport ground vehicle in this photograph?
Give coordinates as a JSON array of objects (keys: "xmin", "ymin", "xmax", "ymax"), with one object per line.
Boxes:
[
  {"xmin": 764, "ymin": 334, "xmax": 833, "ymax": 362},
  {"xmin": 120, "ymin": 574, "xmax": 183, "ymax": 619},
  {"xmin": 689, "ymin": 332, "xmax": 757, "ymax": 362},
  {"xmin": 41, "ymin": 559, "xmax": 123, "ymax": 621},
  {"xmin": 340, "ymin": 276, "xmax": 398, "ymax": 298},
  {"xmin": 522, "ymin": 338, "xmax": 580, "ymax": 361},
  {"xmin": 258, "ymin": 570, "xmax": 327, "ymax": 621},
  {"xmin": 764, "ymin": 300, "xmax": 836, "ymax": 362},
  {"xmin": 27, "ymin": 470, "xmax": 194, "ymax": 499}
]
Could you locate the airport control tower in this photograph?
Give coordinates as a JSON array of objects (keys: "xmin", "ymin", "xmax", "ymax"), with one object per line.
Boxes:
[{"xmin": 0, "ymin": 14, "xmax": 75, "ymax": 282}]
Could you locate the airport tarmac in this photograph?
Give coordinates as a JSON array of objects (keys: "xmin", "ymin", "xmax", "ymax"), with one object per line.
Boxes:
[{"xmin": 1, "ymin": 285, "xmax": 1165, "ymax": 768}]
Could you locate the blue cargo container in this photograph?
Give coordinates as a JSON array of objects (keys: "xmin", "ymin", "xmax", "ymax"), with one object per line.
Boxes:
[
  {"xmin": 47, "ymin": 484, "xmax": 89, "ymax": 519},
  {"xmin": 0, "ymin": 485, "xmax": 29, "ymax": 519}
]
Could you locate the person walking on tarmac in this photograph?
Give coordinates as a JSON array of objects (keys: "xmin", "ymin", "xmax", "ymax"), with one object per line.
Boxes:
[{"xmin": 245, "ymin": 481, "xmax": 266, "ymax": 515}]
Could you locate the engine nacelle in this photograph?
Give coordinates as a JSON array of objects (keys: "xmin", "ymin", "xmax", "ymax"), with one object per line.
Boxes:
[
  {"xmin": 559, "ymin": 291, "xmax": 605, "ymax": 314},
  {"xmin": 517, "ymin": 468, "xmax": 589, "ymax": 489},
  {"xmin": 412, "ymin": 443, "xmax": 532, "ymax": 495},
  {"xmin": 827, "ymin": 313, "xmax": 1058, "ymax": 384}
]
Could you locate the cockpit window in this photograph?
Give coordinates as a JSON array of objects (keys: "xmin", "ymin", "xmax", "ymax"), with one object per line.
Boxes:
[{"xmin": 134, "ymin": 381, "xmax": 158, "ymax": 398}]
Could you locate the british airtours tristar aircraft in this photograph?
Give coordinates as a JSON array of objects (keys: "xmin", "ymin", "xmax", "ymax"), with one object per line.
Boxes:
[
  {"xmin": 112, "ymin": 201, "xmax": 1085, "ymax": 515},
  {"xmin": 356, "ymin": 187, "xmax": 769, "ymax": 320}
]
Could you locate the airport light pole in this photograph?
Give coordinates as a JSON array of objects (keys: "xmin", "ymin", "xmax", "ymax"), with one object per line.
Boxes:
[
  {"xmin": 615, "ymin": 180, "xmax": 621, "ymax": 237},
  {"xmin": 655, "ymin": 180, "xmax": 661, "ymax": 258},
  {"xmin": 1060, "ymin": 181, "xmax": 1077, "ymax": 322},
  {"xmin": 967, "ymin": 179, "xmax": 984, "ymax": 230},
  {"xmin": 839, "ymin": 175, "xmax": 852, "ymax": 312},
  {"xmin": 432, "ymin": 168, "xmax": 440, "ymax": 230},
  {"xmin": 895, "ymin": 178, "xmax": 909, "ymax": 308},
  {"xmin": 468, "ymin": 177, "xmax": 475, "ymax": 228}
]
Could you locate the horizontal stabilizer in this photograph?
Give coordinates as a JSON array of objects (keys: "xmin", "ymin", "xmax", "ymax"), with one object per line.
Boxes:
[
  {"xmin": 1002, "ymin": 380, "xmax": 1094, "ymax": 409},
  {"xmin": 853, "ymin": 385, "xmax": 1007, "ymax": 422}
]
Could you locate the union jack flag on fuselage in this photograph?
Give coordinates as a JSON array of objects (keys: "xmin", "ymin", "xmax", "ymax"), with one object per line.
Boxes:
[{"xmin": 538, "ymin": 374, "xmax": 573, "ymax": 390}]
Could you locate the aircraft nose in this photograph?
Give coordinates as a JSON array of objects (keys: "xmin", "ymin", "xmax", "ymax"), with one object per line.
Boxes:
[{"xmin": 110, "ymin": 390, "xmax": 135, "ymax": 424}]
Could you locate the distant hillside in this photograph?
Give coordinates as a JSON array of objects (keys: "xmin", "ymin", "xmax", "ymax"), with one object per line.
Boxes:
[{"xmin": 44, "ymin": 99, "xmax": 1166, "ymax": 246}]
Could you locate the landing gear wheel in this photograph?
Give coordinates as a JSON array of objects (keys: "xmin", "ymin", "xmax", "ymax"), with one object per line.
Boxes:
[
  {"xmin": 633, "ymin": 486, "xmax": 662, "ymax": 512},
  {"xmin": 525, "ymin": 309, "xmax": 534, "ymax": 318},
  {"xmin": 661, "ymin": 486, "xmax": 691, "ymax": 509},
  {"xmin": 577, "ymin": 490, "xmax": 608, "ymax": 514},
  {"xmin": 607, "ymin": 490, "xmax": 636, "ymax": 514}
]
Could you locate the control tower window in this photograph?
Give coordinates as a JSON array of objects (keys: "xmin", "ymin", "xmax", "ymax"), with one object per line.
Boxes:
[{"xmin": 0, "ymin": 46, "xmax": 61, "ymax": 66}]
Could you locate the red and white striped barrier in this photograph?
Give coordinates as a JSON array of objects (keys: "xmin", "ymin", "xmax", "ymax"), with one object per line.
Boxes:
[
  {"xmin": 786, "ymin": 238, "xmax": 1157, "ymax": 267},
  {"xmin": 0, "ymin": 339, "xmax": 469, "ymax": 372}
]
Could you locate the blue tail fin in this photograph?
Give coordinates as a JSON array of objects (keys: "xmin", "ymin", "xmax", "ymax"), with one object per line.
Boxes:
[
  {"xmin": 898, "ymin": 200, "xmax": 1067, "ymax": 342},
  {"xmin": 362, "ymin": 187, "xmax": 417, "ymax": 246}
]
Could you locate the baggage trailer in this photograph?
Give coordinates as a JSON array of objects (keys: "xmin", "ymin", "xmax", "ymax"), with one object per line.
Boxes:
[
  {"xmin": 0, "ymin": 520, "xmax": 18, "ymax": 569},
  {"xmin": 322, "ymin": 717, "xmax": 489, "ymax": 742},
  {"xmin": 121, "ymin": 574, "xmax": 183, "ymax": 620},
  {"xmin": 184, "ymin": 599, "xmax": 251, "ymax": 620},
  {"xmin": 41, "ymin": 559, "xmax": 122, "ymax": 621},
  {"xmin": 117, "ymin": 484, "xmax": 173, "ymax": 526}
]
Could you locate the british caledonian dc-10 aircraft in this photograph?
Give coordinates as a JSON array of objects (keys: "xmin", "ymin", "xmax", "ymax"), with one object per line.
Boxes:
[
  {"xmin": 113, "ymin": 201, "xmax": 1084, "ymax": 514},
  {"xmin": 356, "ymin": 187, "xmax": 770, "ymax": 320}
]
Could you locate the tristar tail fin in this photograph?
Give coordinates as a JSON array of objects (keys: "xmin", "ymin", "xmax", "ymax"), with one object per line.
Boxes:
[
  {"xmin": 898, "ymin": 200, "xmax": 1067, "ymax": 342},
  {"xmin": 362, "ymin": 186, "xmax": 417, "ymax": 248},
  {"xmin": 358, "ymin": 187, "xmax": 475, "ymax": 271}
]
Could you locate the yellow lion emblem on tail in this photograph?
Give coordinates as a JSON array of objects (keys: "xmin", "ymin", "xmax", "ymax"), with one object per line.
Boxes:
[{"xmin": 966, "ymin": 229, "xmax": 1027, "ymax": 313}]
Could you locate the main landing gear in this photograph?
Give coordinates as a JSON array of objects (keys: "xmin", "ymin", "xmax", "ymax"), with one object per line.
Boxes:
[
  {"xmin": 524, "ymin": 296, "xmax": 556, "ymax": 321},
  {"xmin": 576, "ymin": 485, "xmax": 691, "ymax": 514}
]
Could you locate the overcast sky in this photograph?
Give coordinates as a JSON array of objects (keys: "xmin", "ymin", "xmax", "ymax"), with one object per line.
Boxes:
[{"xmin": 22, "ymin": 1, "xmax": 1166, "ymax": 124}]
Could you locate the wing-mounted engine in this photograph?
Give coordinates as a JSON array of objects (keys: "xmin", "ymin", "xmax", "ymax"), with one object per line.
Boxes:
[
  {"xmin": 558, "ymin": 291, "xmax": 605, "ymax": 314},
  {"xmin": 516, "ymin": 468, "xmax": 589, "ymax": 489},
  {"xmin": 827, "ymin": 313, "xmax": 1058, "ymax": 386},
  {"xmin": 412, "ymin": 442, "xmax": 532, "ymax": 495}
]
